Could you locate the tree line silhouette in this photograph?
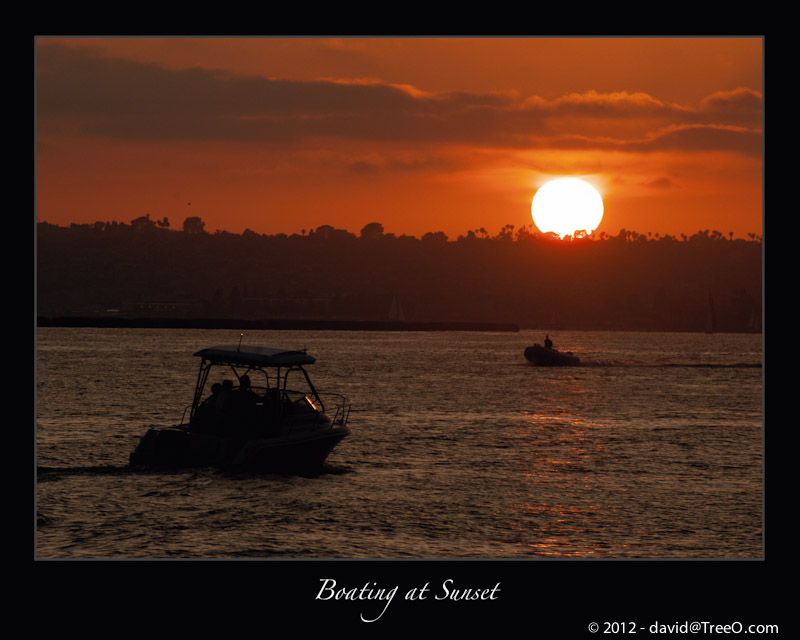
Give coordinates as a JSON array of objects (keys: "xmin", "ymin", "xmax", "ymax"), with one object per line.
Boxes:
[{"xmin": 36, "ymin": 216, "xmax": 762, "ymax": 332}]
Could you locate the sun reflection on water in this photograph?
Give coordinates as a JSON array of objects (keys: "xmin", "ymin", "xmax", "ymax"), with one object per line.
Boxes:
[{"xmin": 500, "ymin": 409, "xmax": 621, "ymax": 557}]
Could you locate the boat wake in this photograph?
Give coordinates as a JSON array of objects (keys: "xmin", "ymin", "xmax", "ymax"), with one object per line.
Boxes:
[
  {"xmin": 658, "ymin": 362, "xmax": 762, "ymax": 368},
  {"xmin": 581, "ymin": 361, "xmax": 761, "ymax": 369},
  {"xmin": 37, "ymin": 462, "xmax": 354, "ymax": 480},
  {"xmin": 37, "ymin": 464, "xmax": 136, "ymax": 479}
]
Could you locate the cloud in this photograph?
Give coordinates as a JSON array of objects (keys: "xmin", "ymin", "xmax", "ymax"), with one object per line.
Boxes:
[
  {"xmin": 644, "ymin": 176, "xmax": 677, "ymax": 189},
  {"xmin": 634, "ymin": 124, "xmax": 762, "ymax": 156},
  {"xmin": 699, "ymin": 87, "xmax": 762, "ymax": 123},
  {"xmin": 36, "ymin": 42, "xmax": 762, "ymax": 157},
  {"xmin": 542, "ymin": 123, "xmax": 761, "ymax": 157},
  {"xmin": 346, "ymin": 153, "xmax": 452, "ymax": 176},
  {"xmin": 533, "ymin": 90, "xmax": 688, "ymax": 118}
]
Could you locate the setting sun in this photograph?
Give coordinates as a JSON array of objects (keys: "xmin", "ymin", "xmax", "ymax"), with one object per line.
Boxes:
[{"xmin": 531, "ymin": 178, "xmax": 604, "ymax": 239}]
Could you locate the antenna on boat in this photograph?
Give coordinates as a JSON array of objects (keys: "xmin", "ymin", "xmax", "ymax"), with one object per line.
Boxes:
[{"xmin": 237, "ymin": 332, "xmax": 244, "ymax": 351}]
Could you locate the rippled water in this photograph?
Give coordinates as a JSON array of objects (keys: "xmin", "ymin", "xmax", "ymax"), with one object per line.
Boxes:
[{"xmin": 35, "ymin": 328, "xmax": 762, "ymax": 559}]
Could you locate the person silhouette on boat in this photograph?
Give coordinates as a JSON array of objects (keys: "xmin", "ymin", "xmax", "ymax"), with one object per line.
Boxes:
[
  {"xmin": 544, "ymin": 335, "xmax": 553, "ymax": 350},
  {"xmin": 233, "ymin": 375, "xmax": 260, "ymax": 433},
  {"xmin": 193, "ymin": 382, "xmax": 222, "ymax": 432},
  {"xmin": 215, "ymin": 379, "xmax": 235, "ymax": 432},
  {"xmin": 236, "ymin": 375, "xmax": 259, "ymax": 404}
]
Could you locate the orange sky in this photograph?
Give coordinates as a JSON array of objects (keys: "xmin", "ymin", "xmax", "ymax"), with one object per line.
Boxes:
[{"xmin": 35, "ymin": 37, "xmax": 763, "ymax": 240}]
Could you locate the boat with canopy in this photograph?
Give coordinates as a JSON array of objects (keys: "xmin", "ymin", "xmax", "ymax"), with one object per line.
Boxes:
[{"xmin": 129, "ymin": 344, "xmax": 351, "ymax": 473}]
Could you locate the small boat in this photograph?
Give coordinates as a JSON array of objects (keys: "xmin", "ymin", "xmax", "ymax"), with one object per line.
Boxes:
[
  {"xmin": 524, "ymin": 343, "xmax": 581, "ymax": 366},
  {"xmin": 129, "ymin": 344, "xmax": 350, "ymax": 473}
]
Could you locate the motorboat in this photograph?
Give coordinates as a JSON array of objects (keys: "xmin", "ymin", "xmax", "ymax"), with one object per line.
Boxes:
[
  {"xmin": 524, "ymin": 343, "xmax": 581, "ymax": 366},
  {"xmin": 129, "ymin": 344, "xmax": 350, "ymax": 473}
]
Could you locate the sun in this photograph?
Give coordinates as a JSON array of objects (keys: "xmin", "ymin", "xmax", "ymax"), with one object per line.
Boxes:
[{"xmin": 531, "ymin": 177, "xmax": 604, "ymax": 238}]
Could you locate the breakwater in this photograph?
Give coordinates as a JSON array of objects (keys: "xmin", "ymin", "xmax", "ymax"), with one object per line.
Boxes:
[{"xmin": 36, "ymin": 316, "xmax": 520, "ymax": 332}]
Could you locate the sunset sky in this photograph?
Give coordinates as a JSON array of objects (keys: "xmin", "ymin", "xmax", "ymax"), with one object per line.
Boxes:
[{"xmin": 35, "ymin": 37, "xmax": 763, "ymax": 240}]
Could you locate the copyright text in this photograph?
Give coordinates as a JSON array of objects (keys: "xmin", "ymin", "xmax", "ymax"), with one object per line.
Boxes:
[{"xmin": 587, "ymin": 621, "xmax": 779, "ymax": 635}]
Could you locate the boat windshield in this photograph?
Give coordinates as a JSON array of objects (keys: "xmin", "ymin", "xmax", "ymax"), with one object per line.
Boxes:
[
  {"xmin": 283, "ymin": 367, "xmax": 322, "ymax": 410},
  {"xmin": 284, "ymin": 389, "xmax": 322, "ymax": 411}
]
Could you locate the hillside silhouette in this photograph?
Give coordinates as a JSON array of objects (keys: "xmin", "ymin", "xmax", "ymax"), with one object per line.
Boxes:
[{"xmin": 36, "ymin": 216, "xmax": 762, "ymax": 333}]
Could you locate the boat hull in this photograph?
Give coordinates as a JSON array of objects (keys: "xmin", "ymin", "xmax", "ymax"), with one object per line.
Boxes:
[
  {"xmin": 524, "ymin": 345, "xmax": 581, "ymax": 366},
  {"xmin": 129, "ymin": 425, "xmax": 349, "ymax": 474}
]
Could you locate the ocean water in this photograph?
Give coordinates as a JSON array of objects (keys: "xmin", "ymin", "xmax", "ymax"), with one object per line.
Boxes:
[{"xmin": 35, "ymin": 328, "xmax": 763, "ymax": 559}]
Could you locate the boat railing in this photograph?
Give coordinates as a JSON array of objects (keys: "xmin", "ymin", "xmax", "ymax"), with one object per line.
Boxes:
[
  {"xmin": 317, "ymin": 392, "xmax": 351, "ymax": 427},
  {"xmin": 259, "ymin": 387, "xmax": 350, "ymax": 429}
]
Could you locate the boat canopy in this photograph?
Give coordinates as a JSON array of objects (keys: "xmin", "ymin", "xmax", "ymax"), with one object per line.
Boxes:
[{"xmin": 193, "ymin": 345, "xmax": 316, "ymax": 368}]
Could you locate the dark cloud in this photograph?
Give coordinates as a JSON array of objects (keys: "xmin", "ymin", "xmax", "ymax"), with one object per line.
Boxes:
[
  {"xmin": 527, "ymin": 121, "xmax": 761, "ymax": 158},
  {"xmin": 633, "ymin": 125, "xmax": 762, "ymax": 156},
  {"xmin": 36, "ymin": 42, "xmax": 762, "ymax": 156},
  {"xmin": 698, "ymin": 88, "xmax": 762, "ymax": 127},
  {"xmin": 346, "ymin": 154, "xmax": 451, "ymax": 176},
  {"xmin": 37, "ymin": 43, "xmax": 421, "ymax": 118},
  {"xmin": 644, "ymin": 177, "xmax": 677, "ymax": 189}
]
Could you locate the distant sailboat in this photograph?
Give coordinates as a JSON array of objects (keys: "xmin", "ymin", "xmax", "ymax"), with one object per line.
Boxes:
[
  {"xmin": 705, "ymin": 292, "xmax": 716, "ymax": 334},
  {"xmin": 748, "ymin": 307, "xmax": 761, "ymax": 332},
  {"xmin": 389, "ymin": 294, "xmax": 405, "ymax": 321}
]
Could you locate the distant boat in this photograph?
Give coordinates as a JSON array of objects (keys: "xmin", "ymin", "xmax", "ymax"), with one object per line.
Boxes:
[{"xmin": 524, "ymin": 344, "xmax": 581, "ymax": 366}]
